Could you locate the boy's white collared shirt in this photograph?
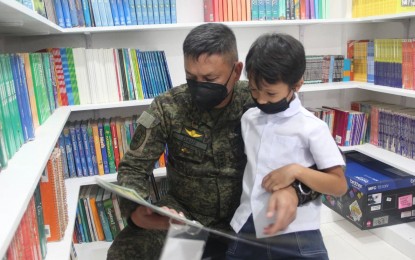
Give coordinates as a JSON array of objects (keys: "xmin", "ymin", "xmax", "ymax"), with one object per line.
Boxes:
[{"xmin": 230, "ymin": 94, "xmax": 345, "ymax": 238}]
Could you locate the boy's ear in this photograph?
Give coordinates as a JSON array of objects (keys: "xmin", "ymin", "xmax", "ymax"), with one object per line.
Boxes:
[{"xmin": 293, "ymin": 77, "xmax": 304, "ymax": 92}]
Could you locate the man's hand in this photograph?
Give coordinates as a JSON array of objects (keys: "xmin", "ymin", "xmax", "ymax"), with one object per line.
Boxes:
[
  {"xmin": 262, "ymin": 164, "xmax": 301, "ymax": 192},
  {"xmin": 263, "ymin": 186, "xmax": 298, "ymax": 235},
  {"xmin": 130, "ymin": 206, "xmax": 185, "ymax": 230}
]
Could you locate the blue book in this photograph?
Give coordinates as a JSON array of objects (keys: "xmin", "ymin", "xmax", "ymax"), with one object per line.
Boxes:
[
  {"xmin": 141, "ymin": 0, "xmax": 149, "ymax": 24},
  {"xmin": 75, "ymin": 0, "xmax": 86, "ymax": 26},
  {"xmin": 265, "ymin": 0, "xmax": 272, "ymax": 20},
  {"xmin": 271, "ymin": 0, "xmax": 278, "ymax": 20},
  {"xmin": 97, "ymin": 0, "xmax": 109, "ymax": 26},
  {"xmin": 81, "ymin": 0, "xmax": 92, "ymax": 26},
  {"xmin": 10, "ymin": 55, "xmax": 29, "ymax": 143},
  {"xmin": 136, "ymin": 51, "xmax": 149, "ymax": 99},
  {"xmin": 116, "ymin": 0, "xmax": 126, "ymax": 25},
  {"xmin": 54, "ymin": 0, "xmax": 66, "ymax": 27},
  {"xmin": 62, "ymin": 128, "xmax": 76, "ymax": 177},
  {"xmin": 90, "ymin": 0, "xmax": 103, "ymax": 26},
  {"xmin": 158, "ymin": 51, "xmax": 172, "ymax": 89},
  {"xmin": 75, "ymin": 211, "xmax": 86, "ymax": 242},
  {"xmin": 169, "ymin": 0, "xmax": 176, "ymax": 23},
  {"xmin": 60, "ymin": 48, "xmax": 74, "ymax": 105},
  {"xmin": 122, "ymin": 0, "xmax": 132, "ymax": 25},
  {"xmin": 109, "ymin": 0, "xmax": 121, "ymax": 25},
  {"xmin": 15, "ymin": 55, "xmax": 35, "ymax": 141},
  {"xmin": 68, "ymin": 124, "xmax": 83, "ymax": 177},
  {"xmin": 61, "ymin": 0, "xmax": 73, "ymax": 27},
  {"xmin": 134, "ymin": 0, "xmax": 143, "ymax": 24},
  {"xmin": 81, "ymin": 121, "xmax": 95, "ymax": 176},
  {"xmin": 146, "ymin": 51, "xmax": 161, "ymax": 96},
  {"xmin": 158, "ymin": 0, "xmax": 165, "ymax": 24},
  {"xmin": 155, "ymin": 51, "xmax": 169, "ymax": 93},
  {"xmin": 58, "ymin": 133, "xmax": 70, "ymax": 179},
  {"xmin": 67, "ymin": 0, "xmax": 80, "ymax": 27},
  {"xmin": 129, "ymin": 0, "xmax": 138, "ymax": 25},
  {"xmin": 151, "ymin": 0, "xmax": 159, "ymax": 24},
  {"xmin": 146, "ymin": 0, "xmax": 154, "ymax": 24},
  {"xmin": 95, "ymin": 187, "xmax": 113, "ymax": 241},
  {"xmin": 98, "ymin": 120, "xmax": 110, "ymax": 174},
  {"xmin": 87, "ymin": 121, "xmax": 98, "ymax": 175},
  {"xmin": 258, "ymin": 0, "xmax": 266, "ymax": 20},
  {"xmin": 163, "ymin": 0, "xmax": 170, "ymax": 23},
  {"xmin": 103, "ymin": 0, "xmax": 115, "ymax": 26},
  {"xmin": 122, "ymin": 49, "xmax": 136, "ymax": 100},
  {"xmin": 75, "ymin": 122, "xmax": 88, "ymax": 176}
]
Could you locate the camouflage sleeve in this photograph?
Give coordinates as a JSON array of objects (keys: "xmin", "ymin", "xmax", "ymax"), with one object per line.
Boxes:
[{"xmin": 117, "ymin": 98, "xmax": 167, "ymax": 218}]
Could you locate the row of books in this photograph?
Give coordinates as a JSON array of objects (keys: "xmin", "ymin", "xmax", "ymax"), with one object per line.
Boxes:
[
  {"xmin": 59, "ymin": 117, "xmax": 167, "ymax": 179},
  {"xmin": 347, "ymin": 38, "xmax": 415, "ymax": 90},
  {"xmin": 352, "ymin": 0, "xmax": 415, "ymax": 18},
  {"xmin": 6, "ymin": 148, "xmax": 68, "ymax": 259},
  {"xmin": 307, "ymin": 105, "xmax": 368, "ymax": 147},
  {"xmin": 303, "ymin": 55, "xmax": 347, "ymax": 84},
  {"xmin": 0, "ymin": 53, "xmax": 56, "ymax": 171},
  {"xmin": 352, "ymin": 100, "xmax": 415, "ymax": 160},
  {"xmin": 204, "ymin": 0, "xmax": 329, "ymax": 22},
  {"xmin": 64, "ymin": 48, "xmax": 173, "ymax": 105},
  {"xmin": 73, "ymin": 185, "xmax": 125, "ymax": 243},
  {"xmin": 18, "ymin": 0, "xmax": 177, "ymax": 27}
]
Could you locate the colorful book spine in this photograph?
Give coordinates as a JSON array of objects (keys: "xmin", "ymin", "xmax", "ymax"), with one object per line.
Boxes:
[
  {"xmin": 170, "ymin": 0, "xmax": 176, "ymax": 23},
  {"xmin": 66, "ymin": 48, "xmax": 80, "ymax": 105},
  {"xmin": 98, "ymin": 120, "xmax": 110, "ymax": 174},
  {"xmin": 61, "ymin": 0, "xmax": 73, "ymax": 27},
  {"xmin": 81, "ymin": 0, "xmax": 93, "ymax": 26},
  {"xmin": 63, "ymin": 127, "xmax": 77, "ymax": 177},
  {"xmin": 81, "ymin": 121, "xmax": 95, "ymax": 176},
  {"xmin": 54, "ymin": 0, "xmax": 66, "ymax": 27},
  {"xmin": 87, "ymin": 121, "xmax": 99, "ymax": 175},
  {"xmin": 104, "ymin": 119, "xmax": 116, "ymax": 173},
  {"xmin": 92, "ymin": 120, "xmax": 105, "ymax": 175},
  {"xmin": 109, "ymin": 0, "xmax": 121, "ymax": 25}
]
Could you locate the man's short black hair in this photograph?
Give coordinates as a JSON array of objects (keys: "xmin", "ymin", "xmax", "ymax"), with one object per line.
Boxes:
[
  {"xmin": 183, "ymin": 23, "xmax": 238, "ymax": 65},
  {"xmin": 245, "ymin": 33, "xmax": 306, "ymax": 89}
]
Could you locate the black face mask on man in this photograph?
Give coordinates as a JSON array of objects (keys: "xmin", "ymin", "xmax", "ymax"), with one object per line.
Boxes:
[
  {"xmin": 253, "ymin": 89, "xmax": 294, "ymax": 114},
  {"xmin": 187, "ymin": 64, "xmax": 235, "ymax": 110}
]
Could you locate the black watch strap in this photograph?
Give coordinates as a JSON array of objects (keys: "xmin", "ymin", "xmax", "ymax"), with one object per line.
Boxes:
[{"xmin": 292, "ymin": 180, "xmax": 321, "ymax": 206}]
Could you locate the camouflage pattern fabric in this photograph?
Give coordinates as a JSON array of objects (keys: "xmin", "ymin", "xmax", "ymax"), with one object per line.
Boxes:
[{"xmin": 109, "ymin": 81, "xmax": 252, "ymax": 259}]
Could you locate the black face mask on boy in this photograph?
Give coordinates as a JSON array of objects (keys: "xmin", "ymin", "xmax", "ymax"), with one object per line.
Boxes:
[
  {"xmin": 187, "ymin": 64, "xmax": 235, "ymax": 110},
  {"xmin": 253, "ymin": 89, "xmax": 294, "ymax": 114}
]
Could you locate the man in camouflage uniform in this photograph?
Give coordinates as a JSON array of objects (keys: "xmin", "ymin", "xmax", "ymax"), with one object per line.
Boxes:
[{"xmin": 108, "ymin": 23, "xmax": 300, "ymax": 260}]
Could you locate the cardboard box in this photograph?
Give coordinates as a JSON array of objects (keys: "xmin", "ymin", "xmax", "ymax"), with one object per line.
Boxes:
[{"xmin": 322, "ymin": 151, "xmax": 415, "ymax": 229}]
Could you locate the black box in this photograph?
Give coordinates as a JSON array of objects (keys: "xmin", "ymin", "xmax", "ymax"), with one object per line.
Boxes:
[{"xmin": 322, "ymin": 151, "xmax": 415, "ymax": 229}]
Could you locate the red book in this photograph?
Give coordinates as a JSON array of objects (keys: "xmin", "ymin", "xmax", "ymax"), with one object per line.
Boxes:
[
  {"xmin": 110, "ymin": 118, "xmax": 121, "ymax": 170},
  {"xmin": 50, "ymin": 48, "xmax": 69, "ymax": 106},
  {"xmin": 203, "ymin": 0, "xmax": 214, "ymax": 22}
]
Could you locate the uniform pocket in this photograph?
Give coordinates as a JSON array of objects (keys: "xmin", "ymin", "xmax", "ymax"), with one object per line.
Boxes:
[{"xmin": 265, "ymin": 135, "xmax": 303, "ymax": 170}]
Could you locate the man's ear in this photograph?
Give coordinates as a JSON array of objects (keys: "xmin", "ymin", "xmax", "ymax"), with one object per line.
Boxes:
[
  {"xmin": 294, "ymin": 77, "xmax": 304, "ymax": 92},
  {"xmin": 234, "ymin": 61, "xmax": 244, "ymax": 81}
]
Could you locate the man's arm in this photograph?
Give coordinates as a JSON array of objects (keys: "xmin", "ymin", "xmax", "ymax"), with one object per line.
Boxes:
[{"xmin": 117, "ymin": 99, "xmax": 168, "ymax": 221}]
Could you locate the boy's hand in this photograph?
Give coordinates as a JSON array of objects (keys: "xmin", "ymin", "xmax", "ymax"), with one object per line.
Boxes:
[
  {"xmin": 262, "ymin": 164, "xmax": 300, "ymax": 192},
  {"xmin": 130, "ymin": 206, "xmax": 185, "ymax": 230},
  {"xmin": 263, "ymin": 186, "xmax": 298, "ymax": 235}
]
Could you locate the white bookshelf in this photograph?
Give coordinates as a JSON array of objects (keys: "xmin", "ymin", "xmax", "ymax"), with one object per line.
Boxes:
[
  {"xmin": 70, "ymin": 99, "xmax": 154, "ymax": 111},
  {"xmin": 46, "ymin": 169, "xmax": 166, "ymax": 259},
  {"xmin": 0, "ymin": 107, "xmax": 71, "ymax": 257},
  {"xmin": 0, "ymin": 0, "xmax": 61, "ymax": 36}
]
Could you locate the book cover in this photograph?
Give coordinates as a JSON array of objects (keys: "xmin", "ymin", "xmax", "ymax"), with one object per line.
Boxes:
[
  {"xmin": 164, "ymin": 0, "xmax": 170, "ymax": 23},
  {"xmin": 98, "ymin": 119, "xmax": 110, "ymax": 174},
  {"xmin": 29, "ymin": 53, "xmax": 51, "ymax": 125},
  {"xmin": 95, "ymin": 187, "xmax": 113, "ymax": 241},
  {"xmin": 87, "ymin": 120, "xmax": 99, "ymax": 175},
  {"xmin": 104, "ymin": 118, "xmax": 116, "ymax": 173},
  {"xmin": 20, "ymin": 53, "xmax": 40, "ymax": 130},
  {"xmin": 78, "ymin": 186, "xmax": 92, "ymax": 242},
  {"xmin": 41, "ymin": 53, "xmax": 56, "ymax": 114},
  {"xmin": 110, "ymin": 118, "xmax": 121, "ymax": 170},
  {"xmin": 62, "ymin": 127, "xmax": 77, "ymax": 177},
  {"xmin": 82, "ymin": 185, "xmax": 97, "ymax": 241},
  {"xmin": 91, "ymin": 120, "xmax": 105, "ymax": 175},
  {"xmin": 81, "ymin": 121, "xmax": 95, "ymax": 176},
  {"xmin": 34, "ymin": 183, "xmax": 47, "ymax": 258},
  {"xmin": 103, "ymin": 0, "xmax": 115, "ymax": 26},
  {"xmin": 67, "ymin": 0, "xmax": 80, "ymax": 27},
  {"xmin": 102, "ymin": 189, "xmax": 120, "ymax": 238},
  {"xmin": 87, "ymin": 185, "xmax": 105, "ymax": 241},
  {"xmin": 61, "ymin": 0, "xmax": 73, "ymax": 27},
  {"xmin": 75, "ymin": 121, "xmax": 88, "ymax": 176},
  {"xmin": 66, "ymin": 48, "xmax": 80, "ymax": 105},
  {"xmin": 58, "ymin": 133, "xmax": 70, "ymax": 179}
]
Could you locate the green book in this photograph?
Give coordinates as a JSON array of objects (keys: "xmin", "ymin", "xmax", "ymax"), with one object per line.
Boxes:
[
  {"xmin": 66, "ymin": 48, "xmax": 80, "ymax": 105},
  {"xmin": 78, "ymin": 186, "xmax": 92, "ymax": 242},
  {"xmin": 0, "ymin": 55, "xmax": 15, "ymax": 158},
  {"xmin": 34, "ymin": 182, "xmax": 48, "ymax": 259},
  {"xmin": 0, "ymin": 122, "xmax": 8, "ymax": 169},
  {"xmin": 29, "ymin": 53, "xmax": 51, "ymax": 125},
  {"xmin": 104, "ymin": 118, "xmax": 116, "ymax": 173},
  {"xmin": 4, "ymin": 54, "xmax": 24, "ymax": 148},
  {"xmin": 41, "ymin": 53, "xmax": 56, "ymax": 114},
  {"xmin": 102, "ymin": 189, "xmax": 120, "ymax": 238}
]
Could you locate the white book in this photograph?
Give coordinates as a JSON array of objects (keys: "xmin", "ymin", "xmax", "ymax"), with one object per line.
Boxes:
[
  {"xmin": 104, "ymin": 49, "xmax": 119, "ymax": 103},
  {"xmin": 85, "ymin": 49, "xmax": 98, "ymax": 104},
  {"xmin": 98, "ymin": 49, "xmax": 110, "ymax": 103},
  {"xmin": 73, "ymin": 48, "xmax": 92, "ymax": 104}
]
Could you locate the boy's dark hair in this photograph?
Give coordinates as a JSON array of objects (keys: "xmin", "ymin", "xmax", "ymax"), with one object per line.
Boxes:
[
  {"xmin": 183, "ymin": 23, "xmax": 238, "ymax": 65},
  {"xmin": 245, "ymin": 33, "xmax": 306, "ymax": 89}
]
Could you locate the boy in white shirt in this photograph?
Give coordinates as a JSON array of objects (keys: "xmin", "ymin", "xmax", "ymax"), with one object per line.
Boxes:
[{"xmin": 227, "ymin": 33, "xmax": 348, "ymax": 259}]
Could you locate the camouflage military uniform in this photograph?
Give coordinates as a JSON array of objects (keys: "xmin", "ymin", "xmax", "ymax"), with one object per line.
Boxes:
[{"xmin": 107, "ymin": 81, "xmax": 252, "ymax": 260}]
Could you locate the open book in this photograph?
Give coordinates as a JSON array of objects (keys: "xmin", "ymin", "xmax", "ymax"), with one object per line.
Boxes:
[{"xmin": 95, "ymin": 177, "xmax": 203, "ymax": 229}]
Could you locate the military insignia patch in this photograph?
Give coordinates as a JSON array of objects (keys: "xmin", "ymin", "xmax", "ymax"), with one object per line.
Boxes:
[
  {"xmin": 185, "ymin": 128, "xmax": 202, "ymax": 138},
  {"xmin": 130, "ymin": 125, "xmax": 146, "ymax": 150}
]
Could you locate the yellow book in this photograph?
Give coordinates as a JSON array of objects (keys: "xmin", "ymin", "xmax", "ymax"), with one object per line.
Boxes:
[
  {"xmin": 88, "ymin": 185, "xmax": 105, "ymax": 241},
  {"xmin": 91, "ymin": 120, "xmax": 105, "ymax": 175},
  {"xmin": 20, "ymin": 53, "xmax": 40, "ymax": 129}
]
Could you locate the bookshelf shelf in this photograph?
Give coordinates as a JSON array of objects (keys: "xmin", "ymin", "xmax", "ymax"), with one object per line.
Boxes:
[
  {"xmin": 69, "ymin": 99, "xmax": 154, "ymax": 111},
  {"xmin": 0, "ymin": 0, "xmax": 61, "ymax": 36},
  {"xmin": 45, "ymin": 168, "xmax": 166, "ymax": 259},
  {"xmin": 0, "ymin": 107, "xmax": 71, "ymax": 258}
]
